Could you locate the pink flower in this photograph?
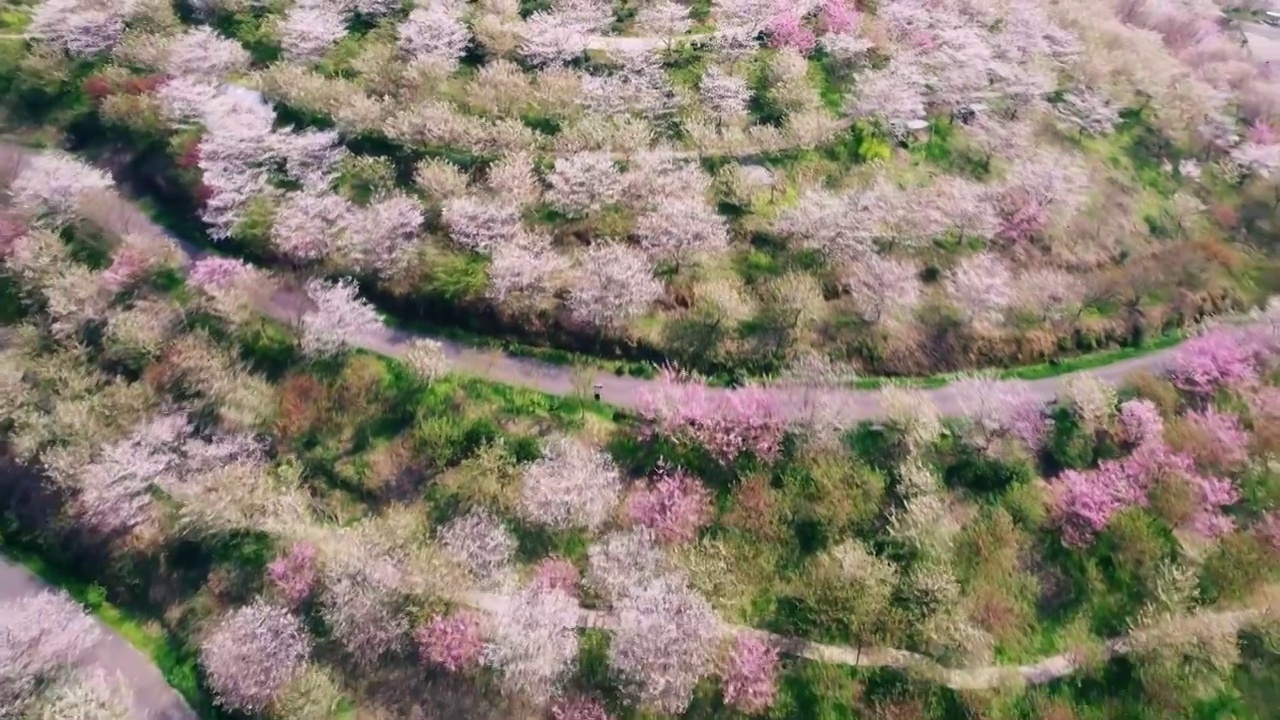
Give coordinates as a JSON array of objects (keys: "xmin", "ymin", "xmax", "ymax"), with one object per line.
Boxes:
[
  {"xmin": 1052, "ymin": 440, "xmax": 1239, "ymax": 545},
  {"xmin": 415, "ymin": 611, "xmax": 483, "ymax": 672},
  {"xmin": 627, "ymin": 465, "xmax": 713, "ymax": 544},
  {"xmin": 1118, "ymin": 398, "xmax": 1164, "ymax": 446},
  {"xmin": 766, "ymin": 11, "xmax": 817, "ymax": 54},
  {"xmin": 1006, "ymin": 397, "xmax": 1050, "ymax": 452},
  {"xmin": 637, "ymin": 368, "xmax": 787, "ymax": 464},
  {"xmin": 816, "ymin": 0, "xmax": 858, "ymax": 34},
  {"xmin": 531, "ymin": 556, "xmax": 581, "ymax": 597},
  {"xmin": 101, "ymin": 245, "xmax": 152, "ymax": 292},
  {"xmin": 189, "ymin": 255, "xmax": 255, "ymax": 292},
  {"xmin": 1166, "ymin": 329, "xmax": 1258, "ymax": 397},
  {"xmin": 1247, "ymin": 119, "xmax": 1278, "ymax": 145},
  {"xmin": 266, "ymin": 542, "xmax": 317, "ymax": 608},
  {"xmin": 1180, "ymin": 408, "xmax": 1249, "ymax": 471},
  {"xmin": 722, "ymin": 634, "xmax": 780, "ymax": 714}
]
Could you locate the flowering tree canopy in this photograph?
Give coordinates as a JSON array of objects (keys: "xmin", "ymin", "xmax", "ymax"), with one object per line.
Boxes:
[
  {"xmin": 519, "ymin": 435, "xmax": 622, "ymax": 531},
  {"xmin": 609, "ymin": 577, "xmax": 721, "ymax": 714},
  {"xmin": 199, "ymin": 600, "xmax": 311, "ymax": 713},
  {"xmin": 482, "ymin": 584, "xmax": 580, "ymax": 704},
  {"xmin": 299, "ymin": 279, "xmax": 384, "ymax": 359},
  {"xmin": 721, "ymin": 633, "xmax": 781, "ymax": 714},
  {"xmin": 415, "ymin": 611, "xmax": 484, "ymax": 672}
]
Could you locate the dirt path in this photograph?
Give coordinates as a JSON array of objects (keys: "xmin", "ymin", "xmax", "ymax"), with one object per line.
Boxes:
[
  {"xmin": 467, "ymin": 588, "xmax": 1266, "ymax": 691},
  {"xmin": 0, "ymin": 555, "xmax": 199, "ymax": 720}
]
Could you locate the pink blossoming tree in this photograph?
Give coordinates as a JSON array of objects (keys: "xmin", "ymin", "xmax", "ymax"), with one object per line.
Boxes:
[
  {"xmin": 1165, "ymin": 329, "xmax": 1259, "ymax": 397},
  {"xmin": 637, "ymin": 368, "xmax": 788, "ymax": 464},
  {"xmin": 626, "ymin": 465, "xmax": 714, "ymax": 544},
  {"xmin": 267, "ymin": 542, "xmax": 318, "ymax": 608},
  {"xmin": 415, "ymin": 611, "xmax": 484, "ymax": 673},
  {"xmin": 721, "ymin": 633, "xmax": 780, "ymax": 714}
]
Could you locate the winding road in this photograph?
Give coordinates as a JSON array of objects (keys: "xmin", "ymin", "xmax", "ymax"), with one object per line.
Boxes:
[
  {"xmin": 2, "ymin": 144, "xmax": 1278, "ymax": 711},
  {"xmin": 0, "ymin": 555, "xmax": 198, "ymax": 720},
  {"xmin": 46, "ymin": 142, "xmax": 1273, "ymax": 422}
]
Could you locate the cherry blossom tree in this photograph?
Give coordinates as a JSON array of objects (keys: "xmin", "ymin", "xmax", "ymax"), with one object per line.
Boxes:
[
  {"xmin": 1012, "ymin": 268, "xmax": 1085, "ymax": 320},
  {"xmin": 1053, "ymin": 439, "xmax": 1241, "ymax": 545},
  {"xmin": 841, "ymin": 253, "xmax": 922, "ymax": 327},
  {"xmin": 345, "ymin": 193, "xmax": 425, "ymax": 276},
  {"xmin": 299, "ymin": 278, "xmax": 384, "ymax": 358},
  {"xmin": 567, "ymin": 243, "xmax": 663, "ymax": 329},
  {"xmin": 271, "ymin": 192, "xmax": 356, "ymax": 264},
  {"xmin": 415, "ymin": 611, "xmax": 484, "ymax": 672},
  {"xmin": 817, "ymin": 0, "xmax": 857, "ymax": 34},
  {"xmin": 441, "ymin": 196, "xmax": 523, "ymax": 254},
  {"xmin": 487, "ymin": 235, "xmax": 571, "ymax": 306},
  {"xmin": 766, "ymin": 8, "xmax": 817, "ymax": 54},
  {"xmin": 532, "ymin": 556, "xmax": 582, "ymax": 597},
  {"xmin": 521, "ymin": 11, "xmax": 591, "ymax": 66},
  {"xmin": 1178, "ymin": 408, "xmax": 1249, "ymax": 473},
  {"xmin": 609, "ymin": 577, "xmax": 721, "ymax": 715},
  {"xmin": 0, "ymin": 590, "xmax": 100, "ymax": 717},
  {"xmin": 273, "ymin": 128, "xmax": 346, "ymax": 188},
  {"xmin": 402, "ymin": 337, "xmax": 450, "ymax": 383},
  {"xmin": 586, "ymin": 528, "xmax": 670, "ymax": 603},
  {"xmin": 399, "ymin": 4, "xmax": 472, "ymax": 68},
  {"xmin": 1165, "ymin": 328, "xmax": 1259, "ymax": 397},
  {"xmin": 11, "ymin": 152, "xmax": 114, "ymax": 228},
  {"xmin": 626, "ymin": 465, "xmax": 714, "ymax": 544},
  {"xmin": 319, "ymin": 559, "xmax": 409, "ymax": 669},
  {"xmin": 30, "ymin": 0, "xmax": 133, "ymax": 58},
  {"xmin": 944, "ymin": 252, "xmax": 1014, "ymax": 330},
  {"xmin": 1119, "ymin": 398, "xmax": 1165, "ymax": 446},
  {"xmin": 196, "ymin": 86, "xmax": 279, "ymax": 238},
  {"xmin": 634, "ymin": 0, "xmax": 692, "ymax": 35},
  {"xmin": 637, "ymin": 369, "xmax": 788, "ymax": 463},
  {"xmin": 547, "ymin": 154, "xmax": 624, "ymax": 216},
  {"xmin": 73, "ymin": 413, "xmax": 192, "ymax": 536},
  {"xmin": 846, "ymin": 59, "xmax": 928, "ymax": 123},
  {"xmin": 438, "ymin": 509, "xmax": 518, "ymax": 588},
  {"xmin": 267, "ymin": 542, "xmax": 319, "ymax": 608},
  {"xmin": 29, "ymin": 671, "xmax": 131, "ymax": 720},
  {"xmin": 280, "ymin": 0, "xmax": 349, "ymax": 62},
  {"xmin": 166, "ymin": 26, "xmax": 250, "ymax": 79},
  {"xmin": 199, "ymin": 600, "xmax": 311, "ymax": 714},
  {"xmin": 721, "ymin": 633, "xmax": 780, "ymax": 714},
  {"xmin": 700, "ymin": 66, "xmax": 753, "ymax": 123},
  {"xmin": 633, "ymin": 197, "xmax": 730, "ymax": 268},
  {"xmin": 482, "ymin": 584, "xmax": 580, "ymax": 704},
  {"xmin": 486, "ymin": 152, "xmax": 543, "ymax": 207},
  {"xmin": 519, "ymin": 435, "xmax": 622, "ymax": 531}
]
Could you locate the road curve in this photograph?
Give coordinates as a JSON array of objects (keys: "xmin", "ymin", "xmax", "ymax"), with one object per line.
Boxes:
[
  {"xmin": 0, "ymin": 555, "xmax": 199, "ymax": 720},
  {"xmin": 41, "ymin": 140, "xmax": 1270, "ymax": 424}
]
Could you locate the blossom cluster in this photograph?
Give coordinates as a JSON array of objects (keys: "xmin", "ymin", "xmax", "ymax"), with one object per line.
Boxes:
[{"xmin": 637, "ymin": 368, "xmax": 788, "ymax": 463}]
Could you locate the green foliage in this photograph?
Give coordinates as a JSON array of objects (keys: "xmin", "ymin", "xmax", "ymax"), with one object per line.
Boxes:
[
  {"xmin": 944, "ymin": 447, "xmax": 1035, "ymax": 495},
  {"xmin": 1046, "ymin": 407, "xmax": 1096, "ymax": 471},
  {"xmin": 420, "ymin": 250, "xmax": 490, "ymax": 303}
]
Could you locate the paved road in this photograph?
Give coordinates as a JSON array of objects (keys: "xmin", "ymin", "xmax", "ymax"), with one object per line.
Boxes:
[
  {"xmin": 0, "ymin": 555, "xmax": 199, "ymax": 720},
  {"xmin": 44, "ymin": 143, "xmax": 1268, "ymax": 424}
]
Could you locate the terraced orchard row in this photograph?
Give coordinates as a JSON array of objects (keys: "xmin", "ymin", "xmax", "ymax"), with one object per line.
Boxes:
[
  {"xmin": 3, "ymin": 146, "xmax": 1280, "ymax": 718},
  {"xmin": 0, "ymin": 0, "xmax": 1275, "ymax": 380}
]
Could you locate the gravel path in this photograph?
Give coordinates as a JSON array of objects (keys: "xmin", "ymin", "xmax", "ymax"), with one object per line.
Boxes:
[{"xmin": 0, "ymin": 555, "xmax": 199, "ymax": 720}]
